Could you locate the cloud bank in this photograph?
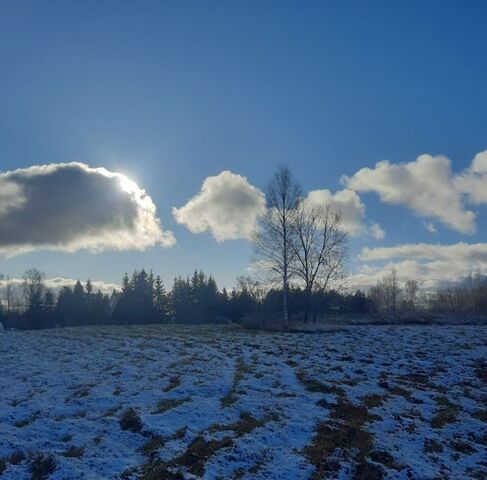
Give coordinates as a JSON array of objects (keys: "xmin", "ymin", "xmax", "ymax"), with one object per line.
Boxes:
[
  {"xmin": 173, "ymin": 171, "xmax": 266, "ymax": 241},
  {"xmin": 0, "ymin": 162, "xmax": 175, "ymax": 256},
  {"xmin": 174, "ymin": 172, "xmax": 383, "ymax": 242},
  {"xmin": 350, "ymin": 242, "xmax": 487, "ymax": 291}
]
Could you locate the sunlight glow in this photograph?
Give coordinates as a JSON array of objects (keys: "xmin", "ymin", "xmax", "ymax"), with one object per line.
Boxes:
[{"xmin": 118, "ymin": 173, "xmax": 140, "ymax": 195}]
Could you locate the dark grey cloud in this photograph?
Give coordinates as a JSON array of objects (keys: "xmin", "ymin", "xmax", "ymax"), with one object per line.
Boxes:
[{"xmin": 0, "ymin": 162, "xmax": 175, "ymax": 256}]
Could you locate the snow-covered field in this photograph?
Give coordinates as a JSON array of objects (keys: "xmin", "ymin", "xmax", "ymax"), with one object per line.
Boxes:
[{"xmin": 0, "ymin": 325, "xmax": 486, "ymax": 480}]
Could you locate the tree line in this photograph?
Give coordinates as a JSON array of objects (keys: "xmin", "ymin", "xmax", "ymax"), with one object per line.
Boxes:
[
  {"xmin": 1, "ymin": 265, "xmax": 486, "ymax": 330},
  {"xmin": 0, "ymin": 268, "xmax": 372, "ymax": 330},
  {"xmin": 368, "ymin": 268, "xmax": 487, "ymax": 317}
]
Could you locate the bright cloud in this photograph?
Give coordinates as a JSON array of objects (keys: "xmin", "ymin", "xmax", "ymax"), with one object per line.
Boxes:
[
  {"xmin": 455, "ymin": 149, "xmax": 487, "ymax": 204},
  {"xmin": 342, "ymin": 154, "xmax": 477, "ymax": 234},
  {"xmin": 304, "ymin": 189, "xmax": 384, "ymax": 238},
  {"xmin": 173, "ymin": 170, "xmax": 266, "ymax": 241},
  {"xmin": 360, "ymin": 242, "xmax": 487, "ymax": 263},
  {"xmin": 350, "ymin": 242, "xmax": 487, "ymax": 291},
  {"xmin": 0, "ymin": 162, "xmax": 175, "ymax": 256}
]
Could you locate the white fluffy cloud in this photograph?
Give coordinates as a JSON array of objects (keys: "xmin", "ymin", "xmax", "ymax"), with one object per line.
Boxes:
[
  {"xmin": 455, "ymin": 150, "xmax": 487, "ymax": 204},
  {"xmin": 304, "ymin": 189, "xmax": 385, "ymax": 238},
  {"xmin": 342, "ymin": 154, "xmax": 477, "ymax": 234},
  {"xmin": 172, "ymin": 171, "xmax": 266, "ymax": 241},
  {"xmin": 350, "ymin": 242, "xmax": 487, "ymax": 290},
  {"xmin": 0, "ymin": 162, "xmax": 175, "ymax": 256}
]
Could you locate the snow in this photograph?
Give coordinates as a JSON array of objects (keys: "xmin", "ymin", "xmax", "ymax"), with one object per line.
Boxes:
[{"xmin": 0, "ymin": 324, "xmax": 486, "ymax": 479}]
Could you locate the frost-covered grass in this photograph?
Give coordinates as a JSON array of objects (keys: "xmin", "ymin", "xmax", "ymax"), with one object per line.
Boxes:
[{"xmin": 0, "ymin": 324, "xmax": 486, "ymax": 479}]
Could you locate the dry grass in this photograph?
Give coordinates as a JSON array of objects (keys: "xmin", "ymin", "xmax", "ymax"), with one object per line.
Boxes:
[
  {"xmin": 296, "ymin": 370, "xmax": 344, "ymax": 396},
  {"xmin": 221, "ymin": 357, "xmax": 251, "ymax": 407},
  {"xmin": 473, "ymin": 408, "xmax": 487, "ymax": 423},
  {"xmin": 424, "ymin": 438, "xmax": 444, "ymax": 454},
  {"xmin": 431, "ymin": 397, "xmax": 459, "ymax": 428},
  {"xmin": 62, "ymin": 446, "xmax": 85, "ymax": 458},
  {"xmin": 369, "ymin": 450, "xmax": 403, "ymax": 470},
  {"xmin": 209, "ymin": 411, "xmax": 275, "ymax": 438},
  {"xmin": 155, "ymin": 397, "xmax": 190, "ymax": 414},
  {"xmin": 30, "ymin": 454, "xmax": 57, "ymax": 480},
  {"xmin": 103, "ymin": 406, "xmax": 120, "ymax": 417},
  {"xmin": 304, "ymin": 396, "xmax": 378, "ymax": 479},
  {"xmin": 474, "ymin": 358, "xmax": 487, "ymax": 384},
  {"xmin": 119, "ymin": 407, "xmax": 143, "ymax": 433},
  {"xmin": 8, "ymin": 451, "xmax": 26, "ymax": 465},
  {"xmin": 138, "ymin": 435, "xmax": 233, "ymax": 479},
  {"xmin": 354, "ymin": 461, "xmax": 385, "ymax": 480},
  {"xmin": 163, "ymin": 375, "xmax": 181, "ymax": 392},
  {"xmin": 139, "ymin": 435, "xmax": 165, "ymax": 457},
  {"xmin": 361, "ymin": 394, "xmax": 386, "ymax": 409}
]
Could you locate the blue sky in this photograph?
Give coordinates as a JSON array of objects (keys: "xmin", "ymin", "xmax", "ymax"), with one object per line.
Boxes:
[{"xmin": 1, "ymin": 1, "xmax": 487, "ymax": 290}]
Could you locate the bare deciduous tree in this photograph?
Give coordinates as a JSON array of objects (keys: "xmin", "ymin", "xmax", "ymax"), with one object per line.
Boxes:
[
  {"xmin": 291, "ymin": 203, "xmax": 348, "ymax": 322},
  {"xmin": 254, "ymin": 165, "xmax": 301, "ymax": 327},
  {"xmin": 235, "ymin": 275, "xmax": 266, "ymax": 303},
  {"xmin": 4, "ymin": 276, "xmax": 16, "ymax": 314},
  {"xmin": 369, "ymin": 268, "xmax": 401, "ymax": 315},
  {"xmin": 403, "ymin": 279, "xmax": 419, "ymax": 311},
  {"xmin": 22, "ymin": 268, "xmax": 46, "ymax": 312}
]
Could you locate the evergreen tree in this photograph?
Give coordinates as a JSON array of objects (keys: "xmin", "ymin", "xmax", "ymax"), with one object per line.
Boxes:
[
  {"xmin": 153, "ymin": 275, "xmax": 168, "ymax": 322},
  {"xmin": 85, "ymin": 279, "xmax": 93, "ymax": 296}
]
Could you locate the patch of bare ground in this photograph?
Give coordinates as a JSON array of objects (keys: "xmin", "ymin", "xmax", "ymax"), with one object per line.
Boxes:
[
  {"xmin": 431, "ymin": 396, "xmax": 459, "ymax": 428},
  {"xmin": 297, "ymin": 363, "xmax": 400, "ymax": 477},
  {"xmin": 163, "ymin": 375, "xmax": 181, "ymax": 392},
  {"xmin": 474, "ymin": 358, "xmax": 487, "ymax": 384},
  {"xmin": 136, "ymin": 436, "xmax": 233, "ymax": 479},
  {"xmin": 369, "ymin": 450, "xmax": 404, "ymax": 470},
  {"xmin": 155, "ymin": 396, "xmax": 190, "ymax": 414},
  {"xmin": 385, "ymin": 384, "xmax": 413, "ymax": 400},
  {"xmin": 450, "ymin": 439, "xmax": 476, "ymax": 455},
  {"xmin": 424, "ymin": 438, "xmax": 444, "ymax": 454},
  {"xmin": 209, "ymin": 411, "xmax": 278, "ymax": 438},
  {"xmin": 296, "ymin": 370, "xmax": 345, "ymax": 396},
  {"xmin": 138, "ymin": 435, "xmax": 165, "ymax": 457},
  {"xmin": 14, "ymin": 411, "xmax": 40, "ymax": 428},
  {"xmin": 119, "ymin": 407, "xmax": 143, "ymax": 433},
  {"xmin": 473, "ymin": 408, "xmax": 487, "ymax": 422},
  {"xmin": 354, "ymin": 461, "xmax": 386, "ymax": 480},
  {"xmin": 304, "ymin": 394, "xmax": 385, "ymax": 479},
  {"xmin": 221, "ymin": 357, "xmax": 251, "ymax": 407},
  {"xmin": 8, "ymin": 451, "xmax": 26, "ymax": 465},
  {"xmin": 103, "ymin": 405, "xmax": 120, "ymax": 417},
  {"xmin": 360, "ymin": 394, "xmax": 386, "ymax": 409},
  {"xmin": 30, "ymin": 454, "xmax": 57, "ymax": 480},
  {"xmin": 62, "ymin": 446, "xmax": 84, "ymax": 458},
  {"xmin": 138, "ymin": 427, "xmax": 187, "ymax": 457}
]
